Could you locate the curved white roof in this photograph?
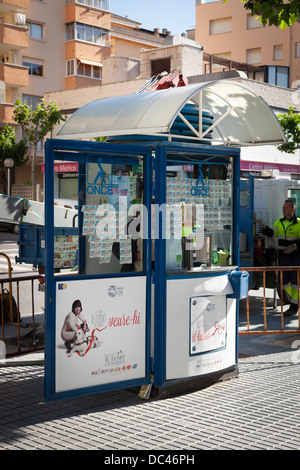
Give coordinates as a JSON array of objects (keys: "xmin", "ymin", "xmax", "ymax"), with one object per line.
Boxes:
[{"xmin": 56, "ymin": 80, "xmax": 286, "ymax": 147}]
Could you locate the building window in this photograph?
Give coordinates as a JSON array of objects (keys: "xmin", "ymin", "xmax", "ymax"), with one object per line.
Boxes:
[
  {"xmin": 22, "ymin": 94, "xmax": 42, "ymax": 108},
  {"xmin": 273, "ymin": 45, "xmax": 283, "ymax": 61},
  {"xmin": 66, "ymin": 22, "xmax": 110, "ymax": 46},
  {"xmin": 266, "ymin": 66, "xmax": 289, "ymax": 88},
  {"xmin": 296, "ymin": 43, "xmax": 300, "ymax": 58},
  {"xmin": 151, "ymin": 58, "xmax": 171, "ymax": 75},
  {"xmin": 65, "ymin": 0, "xmax": 110, "ymax": 9},
  {"xmin": 246, "ymin": 48, "xmax": 261, "ymax": 65},
  {"xmin": 27, "ymin": 21, "xmax": 44, "ymax": 40},
  {"xmin": 209, "ymin": 17, "xmax": 232, "ymax": 35},
  {"xmin": 66, "ymin": 59, "xmax": 75, "ymax": 76},
  {"xmin": 66, "ymin": 59, "xmax": 102, "ymax": 80},
  {"xmin": 78, "ymin": 61, "xmax": 91, "ymax": 77},
  {"xmin": 247, "ymin": 14, "xmax": 261, "ymax": 29},
  {"xmin": 23, "ymin": 58, "xmax": 44, "ymax": 76}
]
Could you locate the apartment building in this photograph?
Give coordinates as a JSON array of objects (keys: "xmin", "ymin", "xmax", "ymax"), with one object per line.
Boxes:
[
  {"xmin": 0, "ymin": 0, "xmax": 29, "ymax": 127},
  {"xmin": 0, "ymin": 0, "xmax": 170, "ymax": 195},
  {"xmin": 195, "ymin": 0, "xmax": 300, "ymax": 89}
]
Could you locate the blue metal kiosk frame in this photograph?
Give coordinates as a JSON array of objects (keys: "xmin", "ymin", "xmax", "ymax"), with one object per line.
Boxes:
[{"xmin": 44, "ymin": 138, "xmax": 245, "ymax": 401}]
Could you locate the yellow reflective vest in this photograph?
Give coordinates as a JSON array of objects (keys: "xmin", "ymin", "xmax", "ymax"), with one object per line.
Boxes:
[{"xmin": 272, "ymin": 215, "xmax": 300, "ymax": 251}]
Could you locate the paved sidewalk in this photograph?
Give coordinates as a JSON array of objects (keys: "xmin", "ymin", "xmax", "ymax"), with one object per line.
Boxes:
[
  {"xmin": 1, "ymin": 289, "xmax": 300, "ymax": 451},
  {"xmin": 1, "ymin": 337, "xmax": 300, "ymax": 451}
]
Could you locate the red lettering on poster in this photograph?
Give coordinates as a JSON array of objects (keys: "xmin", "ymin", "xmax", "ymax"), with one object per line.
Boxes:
[
  {"xmin": 108, "ymin": 310, "xmax": 141, "ymax": 328},
  {"xmin": 192, "ymin": 322, "xmax": 225, "ymax": 343}
]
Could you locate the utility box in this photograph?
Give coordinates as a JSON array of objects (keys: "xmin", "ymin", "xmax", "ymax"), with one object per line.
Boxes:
[{"xmin": 228, "ymin": 270, "xmax": 249, "ymax": 300}]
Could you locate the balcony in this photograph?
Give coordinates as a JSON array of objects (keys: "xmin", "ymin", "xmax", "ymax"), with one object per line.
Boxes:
[
  {"xmin": 65, "ymin": 3, "xmax": 111, "ymax": 29},
  {"xmin": 65, "ymin": 39, "xmax": 110, "ymax": 62},
  {"xmin": 65, "ymin": 0, "xmax": 109, "ymax": 11},
  {"xmin": 0, "ymin": 103, "xmax": 15, "ymax": 124},
  {"xmin": 65, "ymin": 74, "xmax": 102, "ymax": 90},
  {"xmin": 0, "ymin": 0, "xmax": 29, "ymax": 11},
  {"xmin": 0, "ymin": 62, "xmax": 28, "ymax": 87},
  {"xmin": 0, "ymin": 23, "xmax": 28, "ymax": 50}
]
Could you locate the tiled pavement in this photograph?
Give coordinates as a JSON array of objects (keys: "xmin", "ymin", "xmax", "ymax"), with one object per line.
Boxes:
[
  {"xmin": 1, "ymin": 290, "xmax": 300, "ymax": 452},
  {"xmin": 1, "ymin": 344, "xmax": 300, "ymax": 451}
]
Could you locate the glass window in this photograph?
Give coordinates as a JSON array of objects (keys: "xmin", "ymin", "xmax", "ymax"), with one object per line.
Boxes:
[
  {"xmin": 276, "ymin": 66, "xmax": 289, "ymax": 87},
  {"xmin": 96, "ymin": 0, "xmax": 108, "ymax": 8},
  {"xmin": 71, "ymin": 22, "xmax": 110, "ymax": 46},
  {"xmin": 102, "ymin": 30, "xmax": 110, "ymax": 47},
  {"xmin": 94, "ymin": 27, "xmax": 102, "ymax": 44},
  {"xmin": 70, "ymin": 0, "xmax": 110, "ymax": 8},
  {"xmin": 296, "ymin": 43, "xmax": 300, "ymax": 58},
  {"xmin": 33, "ymin": 65, "xmax": 43, "ymax": 76},
  {"xmin": 267, "ymin": 66, "xmax": 276, "ymax": 85},
  {"xmin": 76, "ymin": 23, "xmax": 85, "ymax": 40},
  {"xmin": 164, "ymin": 156, "xmax": 233, "ymax": 272},
  {"xmin": 22, "ymin": 94, "xmax": 42, "ymax": 109},
  {"xmin": 67, "ymin": 60, "xmax": 102, "ymax": 80},
  {"xmin": 28, "ymin": 21, "xmax": 43, "ymax": 40},
  {"xmin": 77, "ymin": 61, "xmax": 84, "ymax": 76},
  {"xmin": 23, "ymin": 60, "xmax": 43, "ymax": 76},
  {"xmin": 66, "ymin": 59, "xmax": 75, "ymax": 76},
  {"xmin": 267, "ymin": 66, "xmax": 289, "ymax": 87},
  {"xmin": 84, "ymin": 63, "xmax": 92, "ymax": 77},
  {"xmin": 73, "ymin": 157, "xmax": 145, "ymax": 276},
  {"xmin": 66, "ymin": 22, "xmax": 75, "ymax": 41},
  {"xmin": 59, "ymin": 175, "xmax": 78, "ymax": 201},
  {"xmin": 85, "ymin": 25, "xmax": 94, "ymax": 42},
  {"xmin": 93, "ymin": 66, "xmax": 101, "ymax": 79}
]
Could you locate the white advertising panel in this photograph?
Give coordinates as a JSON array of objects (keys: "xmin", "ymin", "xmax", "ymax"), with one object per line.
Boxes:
[
  {"xmin": 55, "ymin": 276, "xmax": 147, "ymax": 393},
  {"xmin": 190, "ymin": 295, "xmax": 227, "ymax": 355},
  {"xmin": 166, "ymin": 277, "xmax": 236, "ymax": 380}
]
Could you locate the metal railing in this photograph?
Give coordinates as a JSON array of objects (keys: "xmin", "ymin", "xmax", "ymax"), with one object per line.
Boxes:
[
  {"xmin": 0, "ymin": 269, "xmax": 44, "ymax": 357},
  {"xmin": 2, "ymin": 259, "xmax": 300, "ymax": 356},
  {"xmin": 239, "ymin": 266, "xmax": 300, "ymax": 336}
]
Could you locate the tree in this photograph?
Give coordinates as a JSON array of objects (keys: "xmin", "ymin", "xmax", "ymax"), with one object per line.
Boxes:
[
  {"xmin": 277, "ymin": 107, "xmax": 300, "ymax": 154},
  {"xmin": 223, "ymin": 0, "xmax": 300, "ymax": 29},
  {"xmin": 0, "ymin": 124, "xmax": 28, "ymax": 193},
  {"xmin": 13, "ymin": 99, "xmax": 65, "ymax": 200}
]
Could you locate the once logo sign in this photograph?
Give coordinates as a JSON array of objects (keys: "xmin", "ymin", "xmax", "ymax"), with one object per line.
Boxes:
[{"xmin": 87, "ymin": 163, "xmax": 118, "ymax": 195}]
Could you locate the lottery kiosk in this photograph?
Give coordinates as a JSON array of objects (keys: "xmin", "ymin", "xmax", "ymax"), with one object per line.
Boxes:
[{"xmin": 44, "ymin": 81, "xmax": 286, "ymax": 400}]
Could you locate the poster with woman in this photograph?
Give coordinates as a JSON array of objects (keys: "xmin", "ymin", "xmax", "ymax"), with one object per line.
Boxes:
[{"xmin": 55, "ymin": 276, "xmax": 147, "ymax": 393}]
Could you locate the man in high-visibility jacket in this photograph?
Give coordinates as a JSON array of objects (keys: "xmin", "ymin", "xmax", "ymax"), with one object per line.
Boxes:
[{"xmin": 258, "ymin": 199, "xmax": 300, "ymax": 316}]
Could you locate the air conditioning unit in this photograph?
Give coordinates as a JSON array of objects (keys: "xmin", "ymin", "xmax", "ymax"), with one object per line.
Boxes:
[
  {"xmin": 261, "ymin": 169, "xmax": 280, "ymax": 179},
  {"xmin": 14, "ymin": 13, "xmax": 26, "ymax": 26}
]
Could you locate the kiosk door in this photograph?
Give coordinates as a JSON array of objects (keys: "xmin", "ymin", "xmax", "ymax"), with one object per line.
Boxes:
[
  {"xmin": 44, "ymin": 140, "xmax": 152, "ymax": 401},
  {"xmin": 154, "ymin": 144, "xmax": 240, "ymax": 391}
]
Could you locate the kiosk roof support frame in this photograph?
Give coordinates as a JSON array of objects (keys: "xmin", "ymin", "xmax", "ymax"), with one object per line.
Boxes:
[{"xmin": 56, "ymin": 81, "xmax": 287, "ymax": 148}]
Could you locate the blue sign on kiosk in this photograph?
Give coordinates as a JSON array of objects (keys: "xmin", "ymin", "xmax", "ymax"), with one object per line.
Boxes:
[{"xmin": 44, "ymin": 82, "xmax": 286, "ymax": 401}]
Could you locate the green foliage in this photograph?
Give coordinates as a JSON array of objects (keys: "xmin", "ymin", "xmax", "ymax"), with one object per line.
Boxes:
[
  {"xmin": 0, "ymin": 124, "xmax": 28, "ymax": 192},
  {"xmin": 277, "ymin": 107, "xmax": 300, "ymax": 154},
  {"xmin": 223, "ymin": 0, "xmax": 300, "ymax": 29},
  {"xmin": 13, "ymin": 99, "xmax": 65, "ymax": 199},
  {"xmin": 0, "ymin": 124, "xmax": 28, "ymax": 164},
  {"xmin": 13, "ymin": 99, "xmax": 65, "ymax": 145}
]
